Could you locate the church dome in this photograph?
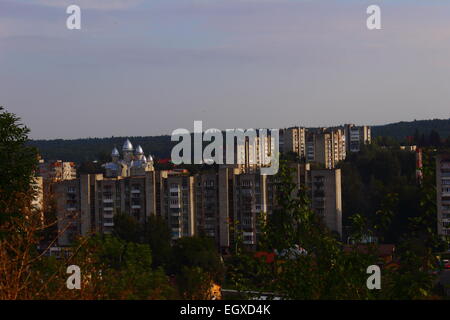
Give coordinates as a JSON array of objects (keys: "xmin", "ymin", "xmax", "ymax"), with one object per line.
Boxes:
[
  {"xmin": 111, "ymin": 147, "xmax": 120, "ymax": 157},
  {"xmin": 122, "ymin": 139, "xmax": 133, "ymax": 152},
  {"xmin": 135, "ymin": 145, "xmax": 144, "ymax": 155},
  {"xmin": 148, "ymin": 154, "xmax": 153, "ymax": 162}
]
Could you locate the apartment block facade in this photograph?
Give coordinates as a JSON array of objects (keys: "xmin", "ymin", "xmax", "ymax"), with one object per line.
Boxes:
[
  {"xmin": 436, "ymin": 154, "xmax": 450, "ymax": 238},
  {"xmin": 283, "ymin": 127, "xmax": 307, "ymax": 159},
  {"xmin": 305, "ymin": 128, "xmax": 346, "ymax": 169},
  {"xmin": 344, "ymin": 124, "xmax": 371, "ymax": 153},
  {"xmin": 309, "ymin": 169, "xmax": 342, "ymax": 237}
]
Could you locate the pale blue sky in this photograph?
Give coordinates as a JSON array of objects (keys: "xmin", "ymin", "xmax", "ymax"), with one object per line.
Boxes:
[{"xmin": 1, "ymin": 0, "xmax": 450, "ymax": 139}]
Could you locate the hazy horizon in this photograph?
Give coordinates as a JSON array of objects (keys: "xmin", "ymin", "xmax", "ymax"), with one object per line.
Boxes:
[{"xmin": 1, "ymin": 0, "xmax": 450, "ymax": 140}]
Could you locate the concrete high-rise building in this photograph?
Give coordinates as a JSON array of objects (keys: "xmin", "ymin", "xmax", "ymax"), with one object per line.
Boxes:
[
  {"xmin": 331, "ymin": 128, "xmax": 346, "ymax": 165},
  {"xmin": 306, "ymin": 131, "xmax": 316, "ymax": 162},
  {"xmin": 314, "ymin": 130, "xmax": 333, "ymax": 169},
  {"xmin": 194, "ymin": 171, "xmax": 221, "ymax": 241},
  {"xmin": 283, "ymin": 127, "xmax": 307, "ymax": 159},
  {"xmin": 232, "ymin": 170, "xmax": 274, "ymax": 249},
  {"xmin": 436, "ymin": 154, "xmax": 450, "ymax": 238},
  {"xmin": 54, "ymin": 178, "xmax": 83, "ymax": 245},
  {"xmin": 161, "ymin": 169, "xmax": 195, "ymax": 239},
  {"xmin": 309, "ymin": 169, "xmax": 342, "ymax": 237},
  {"xmin": 194, "ymin": 167, "xmax": 275, "ymax": 252},
  {"xmin": 344, "ymin": 124, "xmax": 371, "ymax": 153},
  {"xmin": 306, "ymin": 128, "xmax": 346, "ymax": 169}
]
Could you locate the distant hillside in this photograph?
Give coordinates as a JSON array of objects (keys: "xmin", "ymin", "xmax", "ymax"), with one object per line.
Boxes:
[
  {"xmin": 372, "ymin": 118, "xmax": 450, "ymax": 141},
  {"xmin": 29, "ymin": 118, "xmax": 450, "ymax": 163}
]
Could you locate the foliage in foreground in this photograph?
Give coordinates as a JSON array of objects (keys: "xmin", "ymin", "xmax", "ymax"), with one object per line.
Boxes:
[{"xmin": 226, "ymin": 160, "xmax": 445, "ymax": 300}]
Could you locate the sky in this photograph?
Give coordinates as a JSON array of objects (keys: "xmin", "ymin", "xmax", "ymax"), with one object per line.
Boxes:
[{"xmin": 1, "ymin": 0, "xmax": 450, "ymax": 140}]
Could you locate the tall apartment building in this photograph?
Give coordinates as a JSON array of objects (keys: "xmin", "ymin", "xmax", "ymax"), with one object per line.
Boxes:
[
  {"xmin": 194, "ymin": 168, "xmax": 234, "ymax": 250},
  {"xmin": 309, "ymin": 169, "xmax": 342, "ymax": 237},
  {"xmin": 162, "ymin": 170, "xmax": 196, "ymax": 239},
  {"xmin": 232, "ymin": 171, "xmax": 274, "ymax": 248},
  {"xmin": 283, "ymin": 127, "xmax": 307, "ymax": 159},
  {"xmin": 54, "ymin": 178, "xmax": 83, "ymax": 245},
  {"xmin": 314, "ymin": 130, "xmax": 333, "ymax": 169},
  {"xmin": 193, "ymin": 167, "xmax": 275, "ymax": 252},
  {"xmin": 306, "ymin": 131, "xmax": 316, "ymax": 162},
  {"xmin": 331, "ymin": 129, "xmax": 346, "ymax": 165},
  {"xmin": 306, "ymin": 128, "xmax": 346, "ymax": 169},
  {"xmin": 436, "ymin": 154, "xmax": 450, "ymax": 238},
  {"xmin": 344, "ymin": 124, "xmax": 371, "ymax": 153}
]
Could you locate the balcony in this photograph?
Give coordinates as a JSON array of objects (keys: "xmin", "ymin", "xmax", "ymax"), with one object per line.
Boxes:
[
  {"xmin": 243, "ymin": 232, "xmax": 255, "ymax": 245},
  {"xmin": 170, "ymin": 202, "xmax": 181, "ymax": 209},
  {"xmin": 103, "ymin": 199, "xmax": 113, "ymax": 203},
  {"xmin": 103, "ymin": 207, "xmax": 113, "ymax": 211},
  {"xmin": 103, "ymin": 222, "xmax": 114, "ymax": 227}
]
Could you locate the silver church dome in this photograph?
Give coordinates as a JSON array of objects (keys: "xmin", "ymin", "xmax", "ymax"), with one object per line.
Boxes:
[
  {"xmin": 122, "ymin": 139, "xmax": 133, "ymax": 152},
  {"xmin": 111, "ymin": 147, "xmax": 120, "ymax": 157},
  {"xmin": 135, "ymin": 145, "xmax": 144, "ymax": 155}
]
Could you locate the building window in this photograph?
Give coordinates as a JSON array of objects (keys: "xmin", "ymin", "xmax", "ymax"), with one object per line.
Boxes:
[{"xmin": 67, "ymin": 186, "xmax": 76, "ymax": 193}]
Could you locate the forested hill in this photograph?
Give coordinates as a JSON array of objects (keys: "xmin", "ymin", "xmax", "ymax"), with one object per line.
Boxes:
[
  {"xmin": 372, "ymin": 118, "xmax": 450, "ymax": 141},
  {"xmin": 29, "ymin": 118, "xmax": 450, "ymax": 163}
]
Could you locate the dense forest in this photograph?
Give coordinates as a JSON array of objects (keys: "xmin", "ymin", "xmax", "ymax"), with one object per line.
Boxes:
[
  {"xmin": 372, "ymin": 118, "xmax": 450, "ymax": 142},
  {"xmin": 338, "ymin": 145, "xmax": 420, "ymax": 243}
]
